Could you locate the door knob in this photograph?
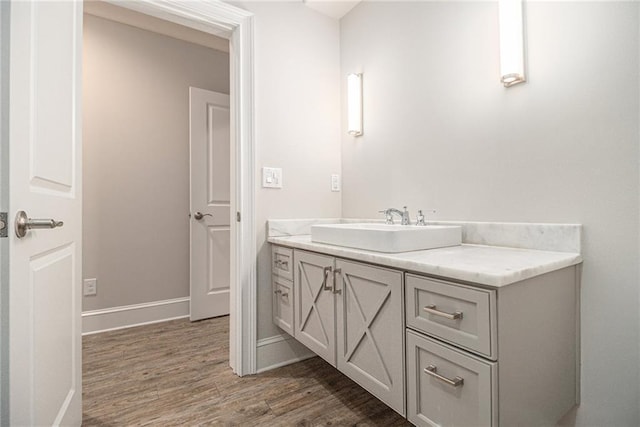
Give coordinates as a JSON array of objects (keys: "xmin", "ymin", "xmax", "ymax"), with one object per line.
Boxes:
[
  {"xmin": 15, "ymin": 210, "xmax": 64, "ymax": 238},
  {"xmin": 193, "ymin": 211, "xmax": 212, "ymax": 221}
]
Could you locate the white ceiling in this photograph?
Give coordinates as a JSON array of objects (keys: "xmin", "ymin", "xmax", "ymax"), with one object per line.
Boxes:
[{"xmin": 303, "ymin": 0, "xmax": 362, "ymax": 20}]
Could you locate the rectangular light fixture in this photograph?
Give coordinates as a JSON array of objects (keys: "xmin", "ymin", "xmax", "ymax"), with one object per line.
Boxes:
[
  {"xmin": 498, "ymin": 0, "xmax": 526, "ymax": 87},
  {"xmin": 347, "ymin": 73, "xmax": 363, "ymax": 136}
]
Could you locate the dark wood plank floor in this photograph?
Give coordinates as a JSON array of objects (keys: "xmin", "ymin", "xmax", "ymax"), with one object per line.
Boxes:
[{"xmin": 82, "ymin": 316, "xmax": 410, "ymax": 426}]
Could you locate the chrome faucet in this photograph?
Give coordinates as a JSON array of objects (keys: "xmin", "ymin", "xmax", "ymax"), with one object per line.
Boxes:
[
  {"xmin": 379, "ymin": 206, "xmax": 411, "ymax": 225},
  {"xmin": 416, "ymin": 210, "xmax": 427, "ymax": 226}
]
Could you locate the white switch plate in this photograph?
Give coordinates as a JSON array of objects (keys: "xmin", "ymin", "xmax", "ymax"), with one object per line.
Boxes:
[
  {"xmin": 262, "ymin": 167, "xmax": 283, "ymax": 188},
  {"xmin": 84, "ymin": 278, "xmax": 97, "ymax": 296},
  {"xmin": 331, "ymin": 174, "xmax": 341, "ymax": 192}
]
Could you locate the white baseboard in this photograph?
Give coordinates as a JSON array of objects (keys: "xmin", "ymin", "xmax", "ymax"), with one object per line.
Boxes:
[
  {"xmin": 82, "ymin": 297, "xmax": 190, "ymax": 335},
  {"xmin": 256, "ymin": 333, "xmax": 315, "ymax": 373}
]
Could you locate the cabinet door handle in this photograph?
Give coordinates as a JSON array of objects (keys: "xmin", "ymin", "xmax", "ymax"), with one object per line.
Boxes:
[
  {"xmin": 423, "ymin": 304, "xmax": 463, "ymax": 320},
  {"xmin": 321, "ymin": 266, "xmax": 333, "ymax": 291},
  {"xmin": 274, "ymin": 289, "xmax": 288, "ymax": 298},
  {"xmin": 332, "ymin": 268, "xmax": 342, "ymax": 294},
  {"xmin": 424, "ymin": 365, "xmax": 464, "ymax": 388}
]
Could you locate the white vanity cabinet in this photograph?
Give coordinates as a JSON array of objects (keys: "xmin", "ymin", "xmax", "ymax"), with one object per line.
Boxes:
[
  {"xmin": 292, "ymin": 249, "xmax": 406, "ymax": 415},
  {"xmin": 271, "ymin": 244, "xmax": 579, "ymax": 427}
]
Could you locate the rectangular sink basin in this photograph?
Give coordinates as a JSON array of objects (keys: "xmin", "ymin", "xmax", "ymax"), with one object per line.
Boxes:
[{"xmin": 311, "ymin": 223, "xmax": 462, "ymax": 253}]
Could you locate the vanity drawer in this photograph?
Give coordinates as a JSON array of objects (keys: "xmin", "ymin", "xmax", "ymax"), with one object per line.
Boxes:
[
  {"xmin": 272, "ymin": 275, "xmax": 294, "ymax": 336},
  {"xmin": 406, "ymin": 274, "xmax": 496, "ymax": 359},
  {"xmin": 406, "ymin": 330, "xmax": 497, "ymax": 427},
  {"xmin": 272, "ymin": 245, "xmax": 293, "ymax": 280}
]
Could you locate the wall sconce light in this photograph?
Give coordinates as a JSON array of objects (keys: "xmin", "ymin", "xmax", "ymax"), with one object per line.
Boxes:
[
  {"xmin": 347, "ymin": 73, "xmax": 363, "ymax": 136},
  {"xmin": 498, "ymin": 0, "xmax": 526, "ymax": 87}
]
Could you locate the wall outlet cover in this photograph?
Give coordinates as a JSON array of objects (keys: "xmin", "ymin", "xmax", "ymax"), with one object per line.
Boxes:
[
  {"xmin": 331, "ymin": 174, "xmax": 341, "ymax": 192},
  {"xmin": 84, "ymin": 278, "xmax": 97, "ymax": 296}
]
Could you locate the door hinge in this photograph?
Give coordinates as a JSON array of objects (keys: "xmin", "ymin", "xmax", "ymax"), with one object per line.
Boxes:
[
  {"xmin": 0, "ymin": 212, "xmax": 7, "ymax": 238},
  {"xmin": 236, "ymin": 211, "xmax": 241, "ymax": 222}
]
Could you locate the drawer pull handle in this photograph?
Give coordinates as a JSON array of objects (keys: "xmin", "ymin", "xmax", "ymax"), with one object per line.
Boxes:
[
  {"xmin": 424, "ymin": 365, "xmax": 464, "ymax": 388},
  {"xmin": 322, "ymin": 266, "xmax": 333, "ymax": 291},
  {"xmin": 424, "ymin": 304, "xmax": 463, "ymax": 320},
  {"xmin": 275, "ymin": 259, "xmax": 289, "ymax": 268},
  {"xmin": 274, "ymin": 289, "xmax": 289, "ymax": 298}
]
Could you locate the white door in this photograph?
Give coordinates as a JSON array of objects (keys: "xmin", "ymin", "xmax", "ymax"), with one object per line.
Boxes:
[
  {"xmin": 189, "ymin": 87, "xmax": 231, "ymax": 321},
  {"xmin": 8, "ymin": 1, "xmax": 83, "ymax": 425}
]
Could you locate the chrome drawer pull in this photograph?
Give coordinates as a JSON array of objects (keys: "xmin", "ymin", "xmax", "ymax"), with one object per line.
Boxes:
[
  {"xmin": 321, "ymin": 266, "xmax": 333, "ymax": 291},
  {"xmin": 274, "ymin": 289, "xmax": 289, "ymax": 298},
  {"xmin": 424, "ymin": 365, "xmax": 464, "ymax": 388},
  {"xmin": 424, "ymin": 304, "xmax": 463, "ymax": 320},
  {"xmin": 275, "ymin": 259, "xmax": 289, "ymax": 268}
]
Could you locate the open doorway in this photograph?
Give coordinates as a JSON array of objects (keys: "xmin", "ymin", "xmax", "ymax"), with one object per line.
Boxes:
[
  {"xmin": 81, "ymin": 2, "xmax": 231, "ymax": 331},
  {"xmin": 2, "ymin": 1, "xmax": 254, "ymax": 423}
]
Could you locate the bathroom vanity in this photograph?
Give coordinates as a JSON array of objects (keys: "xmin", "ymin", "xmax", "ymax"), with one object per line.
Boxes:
[{"xmin": 268, "ymin": 219, "xmax": 582, "ymax": 427}]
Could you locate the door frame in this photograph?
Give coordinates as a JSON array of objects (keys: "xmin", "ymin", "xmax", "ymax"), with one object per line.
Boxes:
[
  {"xmin": 100, "ymin": 0, "xmax": 256, "ymax": 376},
  {"xmin": 0, "ymin": 1, "xmax": 9, "ymax": 422}
]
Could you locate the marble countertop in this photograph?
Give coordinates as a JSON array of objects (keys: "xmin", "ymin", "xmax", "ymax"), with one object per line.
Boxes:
[{"xmin": 267, "ymin": 234, "xmax": 582, "ymax": 288}]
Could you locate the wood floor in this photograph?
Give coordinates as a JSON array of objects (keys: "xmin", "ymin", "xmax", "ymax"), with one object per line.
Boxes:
[{"xmin": 82, "ymin": 316, "xmax": 411, "ymax": 426}]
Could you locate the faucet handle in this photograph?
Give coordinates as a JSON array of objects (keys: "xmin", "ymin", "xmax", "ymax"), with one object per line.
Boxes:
[
  {"xmin": 401, "ymin": 206, "xmax": 410, "ymax": 225},
  {"xmin": 379, "ymin": 209, "xmax": 394, "ymax": 224},
  {"xmin": 416, "ymin": 210, "xmax": 426, "ymax": 226}
]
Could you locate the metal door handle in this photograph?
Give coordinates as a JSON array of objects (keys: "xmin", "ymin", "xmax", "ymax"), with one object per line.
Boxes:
[
  {"xmin": 332, "ymin": 268, "xmax": 342, "ymax": 294},
  {"xmin": 15, "ymin": 210, "xmax": 64, "ymax": 238},
  {"xmin": 193, "ymin": 211, "xmax": 213, "ymax": 220},
  {"xmin": 321, "ymin": 266, "xmax": 332, "ymax": 291}
]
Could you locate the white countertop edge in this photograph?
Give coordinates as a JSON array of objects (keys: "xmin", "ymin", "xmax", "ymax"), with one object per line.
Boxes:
[{"xmin": 267, "ymin": 235, "xmax": 583, "ymax": 288}]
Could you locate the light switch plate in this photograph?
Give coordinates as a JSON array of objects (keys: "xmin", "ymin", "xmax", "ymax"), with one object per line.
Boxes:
[
  {"xmin": 331, "ymin": 174, "xmax": 341, "ymax": 192},
  {"xmin": 262, "ymin": 167, "xmax": 283, "ymax": 188}
]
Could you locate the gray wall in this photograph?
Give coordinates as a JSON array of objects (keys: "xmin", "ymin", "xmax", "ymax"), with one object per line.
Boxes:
[
  {"xmin": 233, "ymin": 2, "xmax": 342, "ymax": 341},
  {"xmin": 340, "ymin": 2, "xmax": 639, "ymax": 426},
  {"xmin": 83, "ymin": 15, "xmax": 229, "ymax": 311}
]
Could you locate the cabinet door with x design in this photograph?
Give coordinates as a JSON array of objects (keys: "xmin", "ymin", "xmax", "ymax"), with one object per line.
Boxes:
[
  {"xmin": 294, "ymin": 250, "xmax": 336, "ymax": 365},
  {"xmin": 336, "ymin": 260, "xmax": 405, "ymax": 415}
]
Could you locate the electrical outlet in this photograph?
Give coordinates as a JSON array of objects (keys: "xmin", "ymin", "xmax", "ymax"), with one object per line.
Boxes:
[
  {"xmin": 331, "ymin": 174, "xmax": 341, "ymax": 192},
  {"xmin": 84, "ymin": 278, "xmax": 97, "ymax": 296}
]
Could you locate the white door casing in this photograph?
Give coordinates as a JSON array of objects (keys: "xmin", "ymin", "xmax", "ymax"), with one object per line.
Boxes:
[
  {"xmin": 190, "ymin": 87, "xmax": 231, "ymax": 321},
  {"xmin": 8, "ymin": 1, "xmax": 83, "ymax": 425}
]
